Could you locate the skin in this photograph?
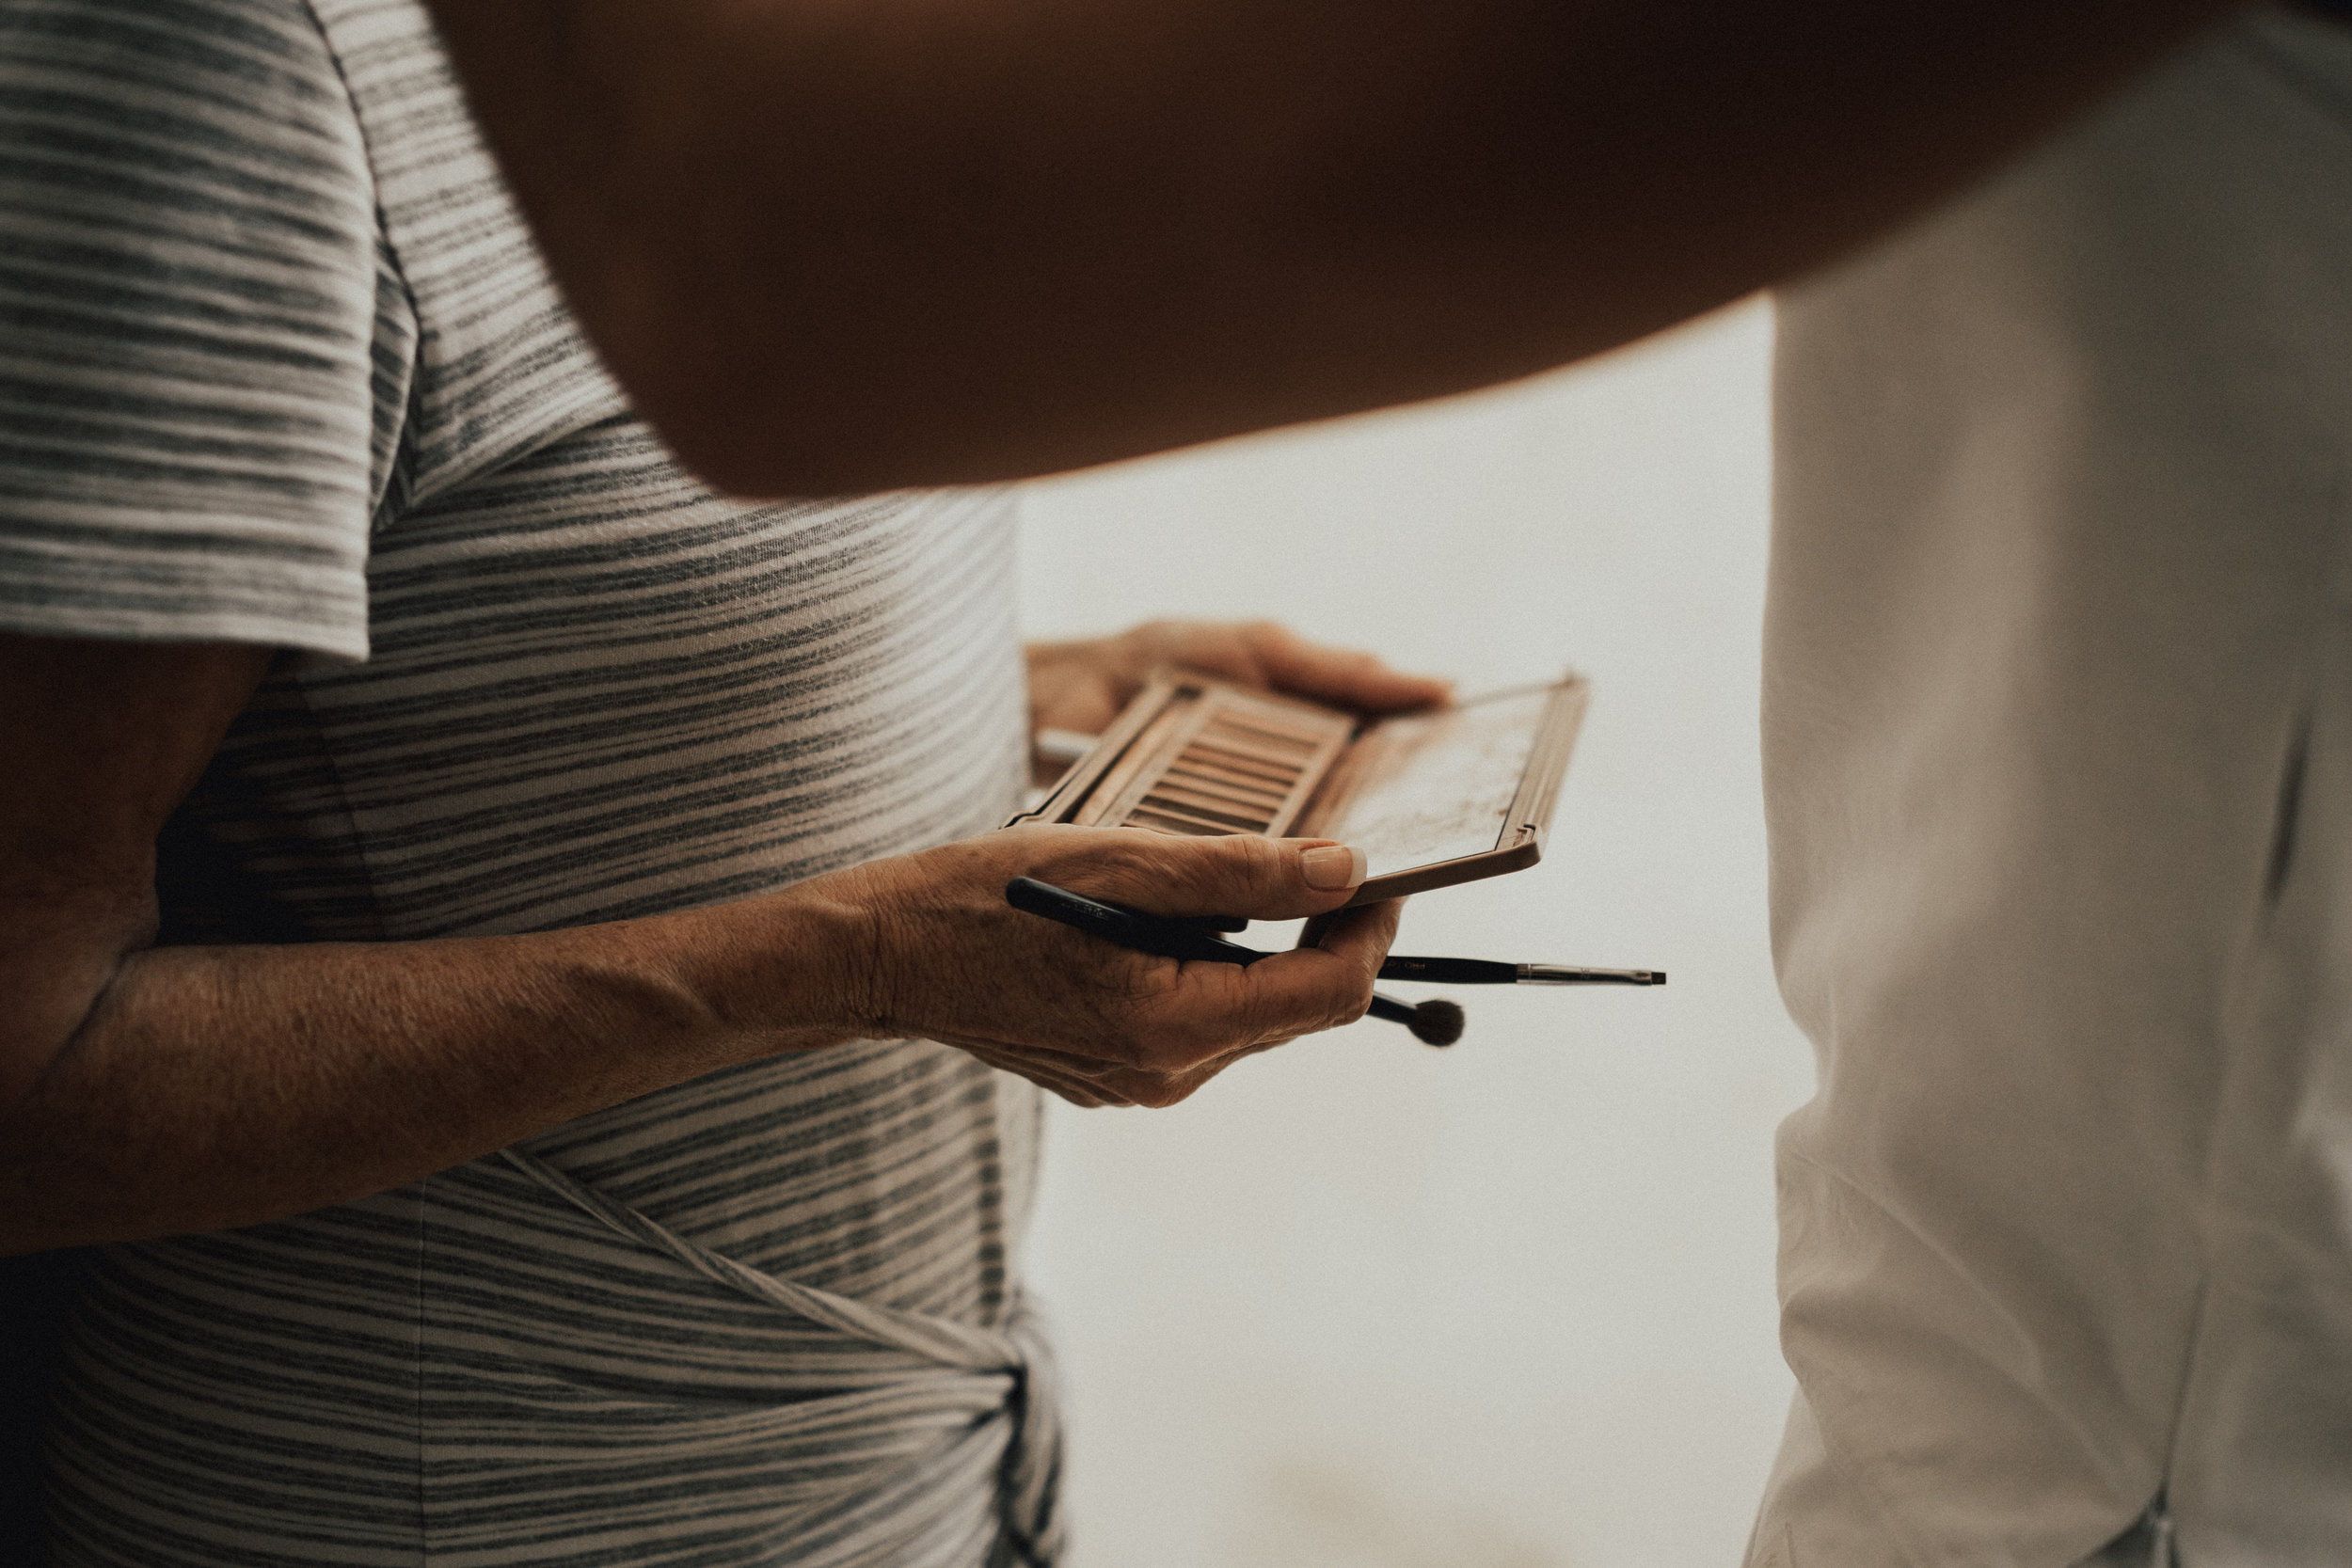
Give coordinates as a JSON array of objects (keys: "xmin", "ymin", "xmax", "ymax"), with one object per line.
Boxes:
[
  {"xmin": 1025, "ymin": 619, "xmax": 1451, "ymax": 742},
  {"xmin": 2, "ymin": 0, "xmax": 2261, "ymax": 1256},
  {"xmin": 428, "ymin": 0, "xmax": 2248, "ymax": 495},
  {"xmin": 0, "ymin": 624, "xmax": 1446, "ymax": 1255}
]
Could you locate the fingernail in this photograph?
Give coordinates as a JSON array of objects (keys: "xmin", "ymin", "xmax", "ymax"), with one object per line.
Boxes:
[{"xmin": 1301, "ymin": 845, "xmax": 1367, "ymax": 891}]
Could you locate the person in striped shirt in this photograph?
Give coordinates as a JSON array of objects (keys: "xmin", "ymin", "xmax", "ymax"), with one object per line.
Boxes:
[{"xmin": 0, "ymin": 3, "xmax": 1438, "ymax": 1563}]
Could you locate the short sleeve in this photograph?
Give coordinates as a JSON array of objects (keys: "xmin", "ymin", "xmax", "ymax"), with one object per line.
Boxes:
[{"xmin": 0, "ymin": 0, "xmax": 382, "ymax": 660}]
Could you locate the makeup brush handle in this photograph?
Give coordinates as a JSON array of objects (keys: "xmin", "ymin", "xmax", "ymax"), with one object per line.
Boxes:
[
  {"xmin": 1376, "ymin": 955, "xmax": 1519, "ymax": 984},
  {"xmin": 1518, "ymin": 964, "xmax": 1666, "ymax": 986},
  {"xmin": 1005, "ymin": 877, "xmax": 1267, "ymax": 964},
  {"xmin": 1377, "ymin": 955, "xmax": 1666, "ymax": 986},
  {"xmin": 1365, "ymin": 994, "xmax": 1422, "ymax": 1026}
]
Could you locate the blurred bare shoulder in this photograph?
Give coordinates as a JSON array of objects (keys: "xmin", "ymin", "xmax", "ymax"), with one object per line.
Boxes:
[{"xmin": 427, "ymin": 0, "xmax": 2248, "ymax": 495}]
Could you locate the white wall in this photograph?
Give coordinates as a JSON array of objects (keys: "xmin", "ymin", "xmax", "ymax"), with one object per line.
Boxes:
[{"xmin": 1015, "ymin": 299, "xmax": 1812, "ymax": 1568}]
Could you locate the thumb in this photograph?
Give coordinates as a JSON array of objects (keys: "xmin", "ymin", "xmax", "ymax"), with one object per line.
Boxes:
[{"xmin": 1077, "ymin": 832, "xmax": 1368, "ymax": 922}]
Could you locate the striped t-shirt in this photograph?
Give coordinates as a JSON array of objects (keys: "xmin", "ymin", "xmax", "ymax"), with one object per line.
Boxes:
[{"xmin": 0, "ymin": 2, "xmax": 1051, "ymax": 1563}]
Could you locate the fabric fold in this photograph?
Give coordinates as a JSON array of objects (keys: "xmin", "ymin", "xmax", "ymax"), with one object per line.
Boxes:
[{"xmin": 500, "ymin": 1149, "xmax": 1063, "ymax": 1567}]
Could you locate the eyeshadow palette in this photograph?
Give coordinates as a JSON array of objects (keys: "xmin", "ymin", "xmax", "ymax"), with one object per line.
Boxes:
[{"xmin": 1008, "ymin": 671, "xmax": 1590, "ymax": 905}]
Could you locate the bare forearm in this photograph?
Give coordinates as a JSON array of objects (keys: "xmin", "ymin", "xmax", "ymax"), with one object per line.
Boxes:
[
  {"xmin": 0, "ymin": 895, "xmax": 865, "ymax": 1253},
  {"xmin": 433, "ymin": 0, "xmax": 2244, "ymax": 493},
  {"xmin": 0, "ymin": 634, "xmax": 1412, "ymax": 1255}
]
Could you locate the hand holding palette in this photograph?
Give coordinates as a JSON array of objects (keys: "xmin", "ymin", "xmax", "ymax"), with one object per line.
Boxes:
[{"xmin": 1007, "ymin": 669, "xmax": 1590, "ymax": 907}]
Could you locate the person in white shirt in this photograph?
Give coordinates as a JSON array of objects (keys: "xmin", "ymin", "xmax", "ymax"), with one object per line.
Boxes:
[{"xmin": 1758, "ymin": 9, "xmax": 2352, "ymax": 1562}]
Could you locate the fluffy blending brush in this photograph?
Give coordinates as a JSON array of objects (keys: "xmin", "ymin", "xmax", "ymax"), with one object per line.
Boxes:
[
  {"xmin": 1004, "ymin": 877, "xmax": 1661, "ymax": 1049},
  {"xmin": 1367, "ymin": 993, "xmax": 1467, "ymax": 1047}
]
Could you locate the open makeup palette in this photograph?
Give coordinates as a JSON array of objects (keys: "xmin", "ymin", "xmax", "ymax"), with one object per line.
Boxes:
[{"xmin": 1009, "ymin": 671, "xmax": 1590, "ymax": 906}]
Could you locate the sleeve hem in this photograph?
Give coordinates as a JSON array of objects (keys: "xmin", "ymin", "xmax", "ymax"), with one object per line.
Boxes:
[{"xmin": 0, "ymin": 603, "xmax": 369, "ymax": 664}]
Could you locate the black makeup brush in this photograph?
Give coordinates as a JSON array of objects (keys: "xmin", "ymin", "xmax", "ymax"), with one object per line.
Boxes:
[{"xmin": 1005, "ymin": 877, "xmax": 1661, "ymax": 1049}]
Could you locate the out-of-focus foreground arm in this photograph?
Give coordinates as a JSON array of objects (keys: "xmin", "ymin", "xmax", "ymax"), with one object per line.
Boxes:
[{"xmin": 430, "ymin": 0, "xmax": 2246, "ymax": 494}]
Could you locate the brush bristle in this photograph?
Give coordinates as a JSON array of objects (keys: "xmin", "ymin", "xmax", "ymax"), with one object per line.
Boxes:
[{"xmin": 1407, "ymin": 998, "xmax": 1466, "ymax": 1047}]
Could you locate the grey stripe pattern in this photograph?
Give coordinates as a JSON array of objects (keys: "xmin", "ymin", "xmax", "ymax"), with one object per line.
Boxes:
[
  {"xmin": 3, "ymin": 1, "xmax": 1050, "ymax": 1562},
  {"xmin": 0, "ymin": 0, "xmax": 380, "ymax": 653}
]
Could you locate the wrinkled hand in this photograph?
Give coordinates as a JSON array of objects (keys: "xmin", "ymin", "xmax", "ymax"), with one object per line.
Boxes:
[
  {"xmin": 819, "ymin": 823, "xmax": 1401, "ymax": 1107},
  {"xmin": 1025, "ymin": 620, "xmax": 1451, "ymax": 748}
]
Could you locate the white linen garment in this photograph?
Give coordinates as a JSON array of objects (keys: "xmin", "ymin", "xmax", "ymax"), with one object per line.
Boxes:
[{"xmin": 1753, "ymin": 9, "xmax": 2352, "ymax": 1564}]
